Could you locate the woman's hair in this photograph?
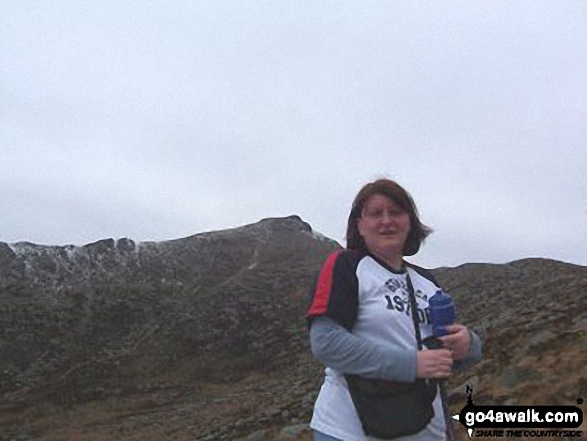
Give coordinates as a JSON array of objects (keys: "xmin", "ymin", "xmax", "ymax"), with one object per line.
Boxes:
[{"xmin": 346, "ymin": 179, "xmax": 432, "ymax": 256}]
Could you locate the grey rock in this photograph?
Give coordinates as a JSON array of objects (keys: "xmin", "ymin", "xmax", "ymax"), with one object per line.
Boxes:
[
  {"xmin": 500, "ymin": 366, "xmax": 542, "ymax": 389},
  {"xmin": 83, "ymin": 238, "xmax": 115, "ymax": 253},
  {"xmin": 0, "ymin": 242, "xmax": 17, "ymax": 266},
  {"xmin": 522, "ymin": 329, "xmax": 557, "ymax": 352},
  {"xmin": 278, "ymin": 423, "xmax": 310, "ymax": 440},
  {"xmin": 238, "ymin": 429, "xmax": 270, "ymax": 441},
  {"xmin": 117, "ymin": 238, "xmax": 136, "ymax": 252}
]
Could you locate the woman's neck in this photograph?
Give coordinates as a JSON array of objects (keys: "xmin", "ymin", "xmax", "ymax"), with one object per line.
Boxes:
[{"xmin": 370, "ymin": 250, "xmax": 404, "ymax": 271}]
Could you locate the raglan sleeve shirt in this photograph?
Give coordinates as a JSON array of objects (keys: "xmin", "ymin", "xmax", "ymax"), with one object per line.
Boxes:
[{"xmin": 306, "ymin": 251, "xmax": 418, "ymax": 383}]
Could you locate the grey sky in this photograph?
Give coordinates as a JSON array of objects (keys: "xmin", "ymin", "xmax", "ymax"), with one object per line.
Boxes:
[{"xmin": 2, "ymin": 1, "xmax": 586, "ymax": 268}]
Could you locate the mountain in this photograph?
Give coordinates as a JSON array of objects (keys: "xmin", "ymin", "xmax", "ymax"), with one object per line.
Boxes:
[
  {"xmin": 434, "ymin": 259, "xmax": 587, "ymax": 409},
  {"xmin": 0, "ymin": 217, "xmax": 585, "ymax": 440}
]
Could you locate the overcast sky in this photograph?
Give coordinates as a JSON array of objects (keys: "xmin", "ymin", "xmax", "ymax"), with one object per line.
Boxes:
[{"xmin": 2, "ymin": 1, "xmax": 586, "ymax": 268}]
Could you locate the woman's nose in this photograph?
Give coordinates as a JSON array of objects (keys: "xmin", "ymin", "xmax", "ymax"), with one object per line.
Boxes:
[{"xmin": 380, "ymin": 211, "xmax": 394, "ymax": 224}]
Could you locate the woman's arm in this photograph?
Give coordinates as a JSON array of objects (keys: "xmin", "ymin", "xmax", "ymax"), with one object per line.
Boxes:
[
  {"xmin": 439, "ymin": 324, "xmax": 482, "ymax": 372},
  {"xmin": 452, "ymin": 329, "xmax": 482, "ymax": 372},
  {"xmin": 310, "ymin": 315, "xmax": 418, "ymax": 382}
]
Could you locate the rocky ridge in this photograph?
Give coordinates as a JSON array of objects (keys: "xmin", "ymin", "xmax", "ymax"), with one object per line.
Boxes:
[{"xmin": 0, "ymin": 217, "xmax": 585, "ymax": 440}]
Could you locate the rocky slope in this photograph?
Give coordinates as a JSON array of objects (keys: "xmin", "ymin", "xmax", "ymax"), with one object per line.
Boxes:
[{"xmin": 0, "ymin": 217, "xmax": 585, "ymax": 440}]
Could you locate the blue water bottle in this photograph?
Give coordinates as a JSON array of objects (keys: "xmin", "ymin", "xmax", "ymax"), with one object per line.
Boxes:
[{"xmin": 428, "ymin": 290, "xmax": 455, "ymax": 337}]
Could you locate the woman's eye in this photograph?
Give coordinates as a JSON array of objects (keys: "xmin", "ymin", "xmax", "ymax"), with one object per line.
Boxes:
[
  {"xmin": 365, "ymin": 209, "xmax": 383, "ymax": 218},
  {"xmin": 365, "ymin": 208, "xmax": 405, "ymax": 218}
]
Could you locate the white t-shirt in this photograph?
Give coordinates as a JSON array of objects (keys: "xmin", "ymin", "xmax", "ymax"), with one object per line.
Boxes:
[{"xmin": 307, "ymin": 250, "xmax": 447, "ymax": 441}]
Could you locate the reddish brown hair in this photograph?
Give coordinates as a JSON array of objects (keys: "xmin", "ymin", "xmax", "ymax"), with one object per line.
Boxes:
[{"xmin": 346, "ymin": 179, "xmax": 432, "ymax": 256}]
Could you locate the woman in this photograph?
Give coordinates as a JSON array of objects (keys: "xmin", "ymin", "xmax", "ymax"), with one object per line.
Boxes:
[{"xmin": 306, "ymin": 179, "xmax": 482, "ymax": 441}]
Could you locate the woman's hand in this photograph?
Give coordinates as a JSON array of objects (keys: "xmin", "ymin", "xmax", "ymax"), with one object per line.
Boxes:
[
  {"xmin": 416, "ymin": 349, "xmax": 453, "ymax": 379},
  {"xmin": 439, "ymin": 324, "xmax": 471, "ymax": 360}
]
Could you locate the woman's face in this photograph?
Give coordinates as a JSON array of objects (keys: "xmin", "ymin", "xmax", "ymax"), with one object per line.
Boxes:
[{"xmin": 357, "ymin": 194, "xmax": 411, "ymax": 262}]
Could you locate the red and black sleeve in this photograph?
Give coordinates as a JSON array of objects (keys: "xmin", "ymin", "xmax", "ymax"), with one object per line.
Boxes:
[{"xmin": 306, "ymin": 250, "xmax": 360, "ymax": 331}]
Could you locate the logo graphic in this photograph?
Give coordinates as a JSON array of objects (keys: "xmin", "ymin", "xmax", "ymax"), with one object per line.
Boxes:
[
  {"xmin": 452, "ymin": 386, "xmax": 584, "ymax": 439},
  {"xmin": 383, "ymin": 278, "xmax": 430, "ymax": 324},
  {"xmin": 384, "ymin": 278, "xmax": 406, "ymax": 293}
]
